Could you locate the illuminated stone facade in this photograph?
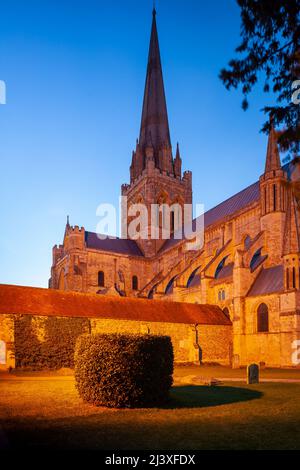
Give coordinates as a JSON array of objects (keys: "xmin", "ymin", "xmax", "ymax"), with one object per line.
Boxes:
[{"xmin": 49, "ymin": 10, "xmax": 300, "ymax": 368}]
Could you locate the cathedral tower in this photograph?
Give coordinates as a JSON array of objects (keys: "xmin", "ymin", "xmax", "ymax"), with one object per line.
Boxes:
[
  {"xmin": 121, "ymin": 9, "xmax": 193, "ymax": 257},
  {"xmin": 259, "ymin": 122, "xmax": 288, "ymax": 265},
  {"xmin": 283, "ymin": 189, "xmax": 300, "ymax": 291}
]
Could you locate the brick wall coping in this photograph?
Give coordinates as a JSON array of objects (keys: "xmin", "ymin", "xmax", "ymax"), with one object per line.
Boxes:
[{"xmin": 0, "ymin": 284, "xmax": 231, "ymax": 326}]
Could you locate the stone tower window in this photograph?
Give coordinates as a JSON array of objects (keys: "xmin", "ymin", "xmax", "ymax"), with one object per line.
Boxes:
[
  {"xmin": 132, "ymin": 276, "xmax": 138, "ymax": 291},
  {"xmin": 98, "ymin": 271, "xmax": 105, "ymax": 287},
  {"xmin": 292, "ymin": 267, "xmax": 296, "ymax": 289},
  {"xmin": 273, "ymin": 184, "xmax": 277, "ymax": 211},
  {"xmin": 257, "ymin": 303, "xmax": 269, "ymax": 333}
]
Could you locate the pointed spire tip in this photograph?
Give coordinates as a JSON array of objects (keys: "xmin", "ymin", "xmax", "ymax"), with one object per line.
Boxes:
[{"xmin": 152, "ymin": 1, "xmax": 156, "ymax": 16}]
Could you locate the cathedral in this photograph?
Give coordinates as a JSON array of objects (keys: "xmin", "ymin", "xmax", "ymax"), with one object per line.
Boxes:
[{"xmin": 49, "ymin": 9, "xmax": 300, "ymax": 368}]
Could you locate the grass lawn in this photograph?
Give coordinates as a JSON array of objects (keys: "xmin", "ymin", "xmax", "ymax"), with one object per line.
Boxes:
[
  {"xmin": 174, "ymin": 364, "xmax": 300, "ymax": 380},
  {"xmin": 1, "ymin": 368, "xmax": 300, "ymax": 450}
]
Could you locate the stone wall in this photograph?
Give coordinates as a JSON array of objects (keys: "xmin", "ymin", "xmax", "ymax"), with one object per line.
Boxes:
[
  {"xmin": 0, "ymin": 314, "xmax": 15, "ymax": 369},
  {"xmin": 0, "ymin": 313, "xmax": 232, "ymax": 369}
]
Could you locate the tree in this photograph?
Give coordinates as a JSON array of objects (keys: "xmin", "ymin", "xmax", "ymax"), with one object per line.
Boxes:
[{"xmin": 220, "ymin": 0, "xmax": 300, "ymax": 152}]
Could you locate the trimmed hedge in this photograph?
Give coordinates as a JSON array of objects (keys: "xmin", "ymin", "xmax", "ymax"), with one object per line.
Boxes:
[
  {"xmin": 14, "ymin": 315, "xmax": 90, "ymax": 370},
  {"xmin": 74, "ymin": 333, "xmax": 174, "ymax": 408}
]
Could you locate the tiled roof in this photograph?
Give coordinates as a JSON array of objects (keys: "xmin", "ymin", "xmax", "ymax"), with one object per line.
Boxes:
[
  {"xmin": 0, "ymin": 284, "xmax": 231, "ymax": 326},
  {"xmin": 203, "ymin": 181, "xmax": 260, "ymax": 228},
  {"xmin": 85, "ymin": 232, "xmax": 144, "ymax": 257},
  {"xmin": 247, "ymin": 266, "xmax": 284, "ymax": 297}
]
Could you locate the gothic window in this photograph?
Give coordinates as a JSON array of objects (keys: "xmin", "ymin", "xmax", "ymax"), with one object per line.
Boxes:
[
  {"xmin": 257, "ymin": 303, "xmax": 269, "ymax": 333},
  {"xmin": 218, "ymin": 289, "xmax": 226, "ymax": 301},
  {"xmin": 292, "ymin": 267, "xmax": 296, "ymax": 289},
  {"xmin": 273, "ymin": 184, "xmax": 277, "ymax": 211},
  {"xmin": 286, "ymin": 268, "xmax": 290, "ymax": 290},
  {"xmin": 98, "ymin": 271, "xmax": 105, "ymax": 287},
  {"xmin": 132, "ymin": 275, "xmax": 138, "ymax": 291},
  {"xmin": 264, "ymin": 187, "xmax": 267, "ymax": 214}
]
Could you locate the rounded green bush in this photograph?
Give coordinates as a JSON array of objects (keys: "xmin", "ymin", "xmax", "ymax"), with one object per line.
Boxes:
[{"xmin": 74, "ymin": 333, "xmax": 174, "ymax": 408}]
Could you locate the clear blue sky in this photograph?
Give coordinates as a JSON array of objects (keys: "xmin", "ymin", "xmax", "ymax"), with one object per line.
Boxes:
[{"xmin": 0, "ymin": 0, "xmax": 278, "ymax": 287}]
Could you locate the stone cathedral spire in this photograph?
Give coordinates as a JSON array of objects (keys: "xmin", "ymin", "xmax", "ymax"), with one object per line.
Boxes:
[
  {"xmin": 259, "ymin": 123, "xmax": 288, "ymax": 264},
  {"xmin": 264, "ymin": 121, "xmax": 281, "ymax": 173},
  {"xmin": 130, "ymin": 8, "xmax": 176, "ymax": 181},
  {"xmin": 139, "ymin": 8, "xmax": 171, "ymax": 153},
  {"xmin": 122, "ymin": 9, "xmax": 192, "ymax": 257}
]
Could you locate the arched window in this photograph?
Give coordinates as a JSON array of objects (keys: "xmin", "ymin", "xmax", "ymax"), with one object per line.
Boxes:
[
  {"xmin": 98, "ymin": 271, "xmax": 105, "ymax": 287},
  {"xmin": 292, "ymin": 267, "xmax": 296, "ymax": 289},
  {"xmin": 132, "ymin": 275, "xmax": 138, "ymax": 291},
  {"xmin": 264, "ymin": 187, "xmax": 267, "ymax": 214},
  {"xmin": 223, "ymin": 308, "xmax": 230, "ymax": 319},
  {"xmin": 0, "ymin": 340, "xmax": 6, "ymax": 365},
  {"xmin": 257, "ymin": 303, "xmax": 269, "ymax": 333},
  {"xmin": 218, "ymin": 290, "xmax": 225, "ymax": 301}
]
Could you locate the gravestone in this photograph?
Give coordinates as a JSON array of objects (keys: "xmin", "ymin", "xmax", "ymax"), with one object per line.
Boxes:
[{"xmin": 247, "ymin": 363, "xmax": 259, "ymax": 384}]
